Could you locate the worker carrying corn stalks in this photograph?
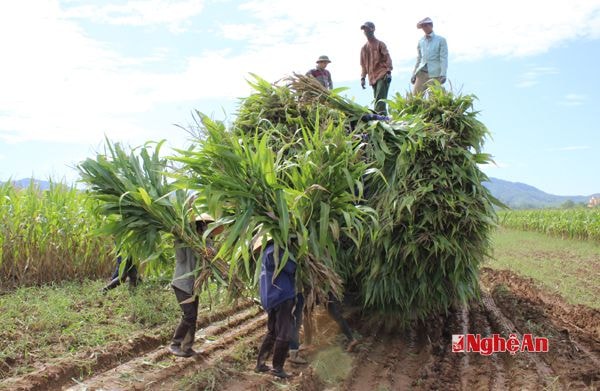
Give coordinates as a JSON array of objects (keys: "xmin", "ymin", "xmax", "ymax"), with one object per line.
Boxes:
[
  {"xmin": 168, "ymin": 213, "xmax": 218, "ymax": 358},
  {"xmin": 254, "ymin": 238, "xmax": 297, "ymax": 378}
]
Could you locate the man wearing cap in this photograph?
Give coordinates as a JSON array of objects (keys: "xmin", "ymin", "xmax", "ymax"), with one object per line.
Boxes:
[
  {"xmin": 360, "ymin": 21, "xmax": 393, "ymax": 115},
  {"xmin": 168, "ymin": 213, "xmax": 218, "ymax": 358},
  {"xmin": 306, "ymin": 55, "xmax": 333, "ymax": 90},
  {"xmin": 411, "ymin": 17, "xmax": 448, "ymax": 94}
]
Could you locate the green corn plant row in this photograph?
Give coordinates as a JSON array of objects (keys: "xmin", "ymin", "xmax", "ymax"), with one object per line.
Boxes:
[
  {"xmin": 0, "ymin": 180, "xmax": 114, "ymax": 289},
  {"xmin": 498, "ymin": 208, "xmax": 600, "ymax": 242}
]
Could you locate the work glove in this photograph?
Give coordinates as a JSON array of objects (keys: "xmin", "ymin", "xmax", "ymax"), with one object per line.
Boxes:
[
  {"xmin": 360, "ymin": 77, "xmax": 366, "ymax": 89},
  {"xmin": 411, "ymin": 75, "xmax": 416, "ymax": 84},
  {"xmin": 384, "ymin": 72, "xmax": 392, "ymax": 83},
  {"xmin": 439, "ymin": 76, "xmax": 447, "ymax": 84}
]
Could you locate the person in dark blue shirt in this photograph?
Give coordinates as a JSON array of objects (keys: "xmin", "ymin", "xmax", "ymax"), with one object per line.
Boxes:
[
  {"xmin": 102, "ymin": 254, "xmax": 140, "ymax": 293},
  {"xmin": 254, "ymin": 240, "xmax": 296, "ymax": 378}
]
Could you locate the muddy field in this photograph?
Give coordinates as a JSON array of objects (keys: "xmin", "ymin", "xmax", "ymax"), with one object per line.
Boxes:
[{"xmin": 1, "ymin": 267, "xmax": 598, "ymax": 391}]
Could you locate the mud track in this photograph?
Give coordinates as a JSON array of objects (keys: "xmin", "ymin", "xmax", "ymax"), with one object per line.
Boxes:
[
  {"xmin": 1, "ymin": 268, "xmax": 598, "ymax": 390},
  {"xmin": 0, "ymin": 300, "xmax": 257, "ymax": 391},
  {"xmin": 340, "ymin": 268, "xmax": 599, "ymax": 390}
]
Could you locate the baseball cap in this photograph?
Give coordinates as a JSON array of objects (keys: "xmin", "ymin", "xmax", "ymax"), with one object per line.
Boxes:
[
  {"xmin": 417, "ymin": 17, "xmax": 433, "ymax": 28},
  {"xmin": 360, "ymin": 21, "xmax": 375, "ymax": 30}
]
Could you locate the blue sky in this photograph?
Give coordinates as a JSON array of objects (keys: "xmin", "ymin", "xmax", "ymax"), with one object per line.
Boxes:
[{"xmin": 1, "ymin": 0, "xmax": 599, "ymax": 196}]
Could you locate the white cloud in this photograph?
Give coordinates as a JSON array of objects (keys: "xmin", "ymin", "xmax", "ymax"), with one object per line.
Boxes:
[
  {"xmin": 62, "ymin": 0, "xmax": 206, "ymax": 33},
  {"xmin": 559, "ymin": 93, "xmax": 587, "ymax": 106},
  {"xmin": 2, "ymin": 0, "xmax": 600, "ymax": 145},
  {"xmin": 516, "ymin": 66, "xmax": 560, "ymax": 88}
]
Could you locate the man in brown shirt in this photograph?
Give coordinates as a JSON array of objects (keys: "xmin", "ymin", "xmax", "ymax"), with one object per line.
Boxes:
[{"xmin": 360, "ymin": 21, "xmax": 393, "ymax": 115}]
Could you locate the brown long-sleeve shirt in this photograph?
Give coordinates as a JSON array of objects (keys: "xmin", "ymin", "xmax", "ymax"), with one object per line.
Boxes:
[{"xmin": 360, "ymin": 38, "xmax": 393, "ymax": 86}]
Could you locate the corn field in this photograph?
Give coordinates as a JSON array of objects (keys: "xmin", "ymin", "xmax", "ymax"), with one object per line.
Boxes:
[
  {"xmin": 0, "ymin": 180, "xmax": 114, "ymax": 290},
  {"xmin": 498, "ymin": 208, "xmax": 600, "ymax": 242}
]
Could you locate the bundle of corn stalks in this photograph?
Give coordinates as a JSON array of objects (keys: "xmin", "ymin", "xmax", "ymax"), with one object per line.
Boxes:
[
  {"xmin": 174, "ymin": 108, "xmax": 376, "ymax": 308},
  {"xmin": 77, "ymin": 140, "xmax": 243, "ymax": 293}
]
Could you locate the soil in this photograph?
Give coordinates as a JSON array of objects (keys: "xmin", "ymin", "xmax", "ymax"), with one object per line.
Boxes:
[{"xmin": 1, "ymin": 268, "xmax": 598, "ymax": 390}]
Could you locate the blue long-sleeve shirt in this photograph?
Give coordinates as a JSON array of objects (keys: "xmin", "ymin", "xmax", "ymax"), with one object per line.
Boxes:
[
  {"xmin": 259, "ymin": 243, "xmax": 296, "ymax": 311},
  {"xmin": 413, "ymin": 32, "xmax": 448, "ymax": 78}
]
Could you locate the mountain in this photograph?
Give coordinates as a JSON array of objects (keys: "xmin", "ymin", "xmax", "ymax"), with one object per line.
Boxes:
[
  {"xmin": 2, "ymin": 178, "xmax": 53, "ymax": 190},
  {"xmin": 483, "ymin": 177, "xmax": 598, "ymax": 209},
  {"xmin": 2, "ymin": 177, "xmax": 596, "ymax": 210}
]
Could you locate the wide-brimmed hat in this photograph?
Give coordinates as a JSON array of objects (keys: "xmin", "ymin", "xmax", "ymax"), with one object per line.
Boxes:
[
  {"xmin": 360, "ymin": 21, "xmax": 375, "ymax": 30},
  {"xmin": 195, "ymin": 213, "xmax": 215, "ymax": 222},
  {"xmin": 417, "ymin": 17, "xmax": 433, "ymax": 28},
  {"xmin": 316, "ymin": 55, "xmax": 331, "ymax": 63},
  {"xmin": 251, "ymin": 233, "xmax": 274, "ymax": 253}
]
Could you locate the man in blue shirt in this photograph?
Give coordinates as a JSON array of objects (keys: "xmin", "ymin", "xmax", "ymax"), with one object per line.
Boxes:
[
  {"xmin": 255, "ymin": 240, "xmax": 296, "ymax": 378},
  {"xmin": 411, "ymin": 17, "xmax": 448, "ymax": 94}
]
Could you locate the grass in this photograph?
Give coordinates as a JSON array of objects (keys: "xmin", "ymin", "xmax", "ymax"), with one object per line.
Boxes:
[
  {"xmin": 486, "ymin": 227, "xmax": 600, "ymax": 309},
  {"xmin": 0, "ymin": 278, "xmax": 231, "ymax": 380},
  {"xmin": 178, "ymin": 361, "xmax": 229, "ymax": 391},
  {"xmin": 311, "ymin": 345, "xmax": 353, "ymax": 386},
  {"xmin": 178, "ymin": 337, "xmax": 255, "ymax": 391}
]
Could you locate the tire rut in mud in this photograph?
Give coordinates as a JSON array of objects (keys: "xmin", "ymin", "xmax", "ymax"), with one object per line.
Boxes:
[
  {"xmin": 0, "ymin": 300, "xmax": 256, "ymax": 391},
  {"xmin": 64, "ymin": 306, "xmax": 266, "ymax": 390},
  {"xmin": 482, "ymin": 268, "xmax": 600, "ymax": 389},
  {"xmin": 332, "ymin": 268, "xmax": 599, "ymax": 390}
]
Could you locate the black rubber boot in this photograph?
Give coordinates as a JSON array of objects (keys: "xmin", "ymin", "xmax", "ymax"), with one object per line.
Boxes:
[
  {"xmin": 127, "ymin": 266, "xmax": 141, "ymax": 290},
  {"xmin": 255, "ymin": 335, "xmax": 274, "ymax": 373},
  {"xmin": 101, "ymin": 277, "xmax": 121, "ymax": 293},
  {"xmin": 172, "ymin": 320, "xmax": 189, "ymax": 343},
  {"xmin": 271, "ymin": 340, "xmax": 291, "ymax": 378}
]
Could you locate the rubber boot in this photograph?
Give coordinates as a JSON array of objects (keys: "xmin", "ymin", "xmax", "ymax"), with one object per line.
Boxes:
[
  {"xmin": 102, "ymin": 277, "xmax": 121, "ymax": 293},
  {"xmin": 127, "ymin": 266, "xmax": 141, "ymax": 290},
  {"xmin": 170, "ymin": 320, "xmax": 196, "ymax": 357},
  {"xmin": 180, "ymin": 321, "xmax": 197, "ymax": 356},
  {"xmin": 271, "ymin": 340, "xmax": 291, "ymax": 378},
  {"xmin": 255, "ymin": 335, "xmax": 274, "ymax": 373},
  {"xmin": 288, "ymin": 349, "xmax": 308, "ymax": 364}
]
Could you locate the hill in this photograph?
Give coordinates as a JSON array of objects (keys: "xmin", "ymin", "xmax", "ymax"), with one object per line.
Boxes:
[
  {"xmin": 1, "ymin": 178, "xmax": 53, "ymax": 190},
  {"xmin": 1, "ymin": 177, "xmax": 596, "ymax": 209},
  {"xmin": 484, "ymin": 177, "xmax": 598, "ymax": 209}
]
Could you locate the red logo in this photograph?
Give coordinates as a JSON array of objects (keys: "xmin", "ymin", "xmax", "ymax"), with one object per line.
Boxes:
[
  {"xmin": 452, "ymin": 334, "xmax": 464, "ymax": 352},
  {"xmin": 451, "ymin": 334, "xmax": 549, "ymax": 355}
]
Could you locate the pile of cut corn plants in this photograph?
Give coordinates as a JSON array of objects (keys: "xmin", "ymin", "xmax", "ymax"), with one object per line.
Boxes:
[
  {"xmin": 78, "ymin": 75, "xmax": 499, "ymax": 325},
  {"xmin": 355, "ymin": 88, "xmax": 501, "ymax": 327}
]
